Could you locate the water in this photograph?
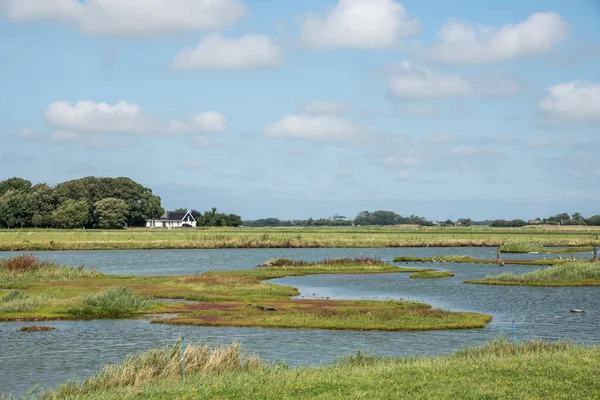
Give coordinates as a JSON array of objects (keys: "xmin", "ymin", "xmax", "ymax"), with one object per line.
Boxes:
[
  {"xmin": 0, "ymin": 247, "xmax": 587, "ymax": 276},
  {"xmin": 0, "ymin": 248, "xmax": 598, "ymax": 396}
]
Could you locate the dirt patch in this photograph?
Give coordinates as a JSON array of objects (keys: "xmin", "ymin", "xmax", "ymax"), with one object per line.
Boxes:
[{"xmin": 184, "ymin": 303, "xmax": 239, "ymax": 311}]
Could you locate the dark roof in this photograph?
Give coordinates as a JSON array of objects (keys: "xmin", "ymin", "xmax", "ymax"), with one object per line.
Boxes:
[{"xmin": 166, "ymin": 211, "xmax": 187, "ymax": 221}]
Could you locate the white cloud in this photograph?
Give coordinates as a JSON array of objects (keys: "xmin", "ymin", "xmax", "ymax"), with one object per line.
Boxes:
[
  {"xmin": 539, "ymin": 81, "xmax": 600, "ymax": 125},
  {"xmin": 265, "ymin": 115, "xmax": 360, "ymax": 140},
  {"xmin": 302, "ymin": 100, "xmax": 348, "ymax": 115},
  {"xmin": 428, "ymin": 11, "xmax": 569, "ymax": 64},
  {"xmin": 388, "ymin": 62, "xmax": 472, "ymax": 99},
  {"xmin": 17, "ymin": 127, "xmax": 41, "ymax": 141},
  {"xmin": 4, "ymin": 0, "xmax": 245, "ymax": 38},
  {"xmin": 396, "ymin": 170, "xmax": 409, "ymax": 180},
  {"xmin": 387, "ymin": 62, "xmax": 522, "ymax": 99},
  {"xmin": 172, "ymin": 34, "xmax": 284, "ymax": 70},
  {"xmin": 169, "ymin": 112, "xmax": 228, "ymax": 133},
  {"xmin": 44, "ymin": 100, "xmax": 227, "ymax": 134},
  {"xmin": 301, "ymin": 0, "xmax": 419, "ymax": 49}
]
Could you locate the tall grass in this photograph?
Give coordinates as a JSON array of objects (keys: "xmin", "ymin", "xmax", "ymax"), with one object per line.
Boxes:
[
  {"xmin": 0, "ymin": 291, "xmax": 50, "ymax": 313},
  {"xmin": 0, "ymin": 254, "xmax": 103, "ymax": 282},
  {"xmin": 67, "ymin": 287, "xmax": 152, "ymax": 317},
  {"xmin": 39, "ymin": 338, "xmax": 599, "ymax": 400},
  {"xmin": 500, "ymin": 240, "xmax": 547, "ymax": 253},
  {"xmin": 476, "ymin": 262, "xmax": 600, "ymax": 284},
  {"xmin": 44, "ymin": 341, "xmax": 261, "ymax": 399}
]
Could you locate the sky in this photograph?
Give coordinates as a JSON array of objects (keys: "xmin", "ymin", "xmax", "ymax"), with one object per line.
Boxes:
[{"xmin": 1, "ymin": 0, "xmax": 599, "ymax": 221}]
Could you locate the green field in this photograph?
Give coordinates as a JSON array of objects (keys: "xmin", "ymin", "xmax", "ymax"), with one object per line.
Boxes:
[
  {"xmin": 1, "ymin": 226, "xmax": 600, "ymax": 250},
  {"xmin": 40, "ymin": 339, "xmax": 600, "ymax": 400}
]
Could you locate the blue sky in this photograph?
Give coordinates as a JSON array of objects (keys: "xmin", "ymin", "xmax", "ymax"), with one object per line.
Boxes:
[{"xmin": 1, "ymin": 0, "xmax": 599, "ymax": 220}]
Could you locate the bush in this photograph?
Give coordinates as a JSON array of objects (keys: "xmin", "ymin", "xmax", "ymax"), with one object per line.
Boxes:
[{"xmin": 68, "ymin": 287, "xmax": 152, "ymax": 317}]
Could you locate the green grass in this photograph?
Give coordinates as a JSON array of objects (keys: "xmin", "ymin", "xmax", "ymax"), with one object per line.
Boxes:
[
  {"xmin": 393, "ymin": 254, "xmax": 576, "ymax": 266},
  {"xmin": 1, "ymin": 226, "xmax": 600, "ymax": 250},
  {"xmin": 37, "ymin": 338, "xmax": 600, "ymax": 400},
  {"xmin": 0, "ymin": 255, "xmax": 490, "ymax": 331},
  {"xmin": 67, "ymin": 287, "xmax": 154, "ymax": 317},
  {"xmin": 500, "ymin": 240, "xmax": 548, "ymax": 253},
  {"xmin": 466, "ymin": 261, "xmax": 600, "ymax": 286},
  {"xmin": 409, "ymin": 270, "xmax": 454, "ymax": 278}
]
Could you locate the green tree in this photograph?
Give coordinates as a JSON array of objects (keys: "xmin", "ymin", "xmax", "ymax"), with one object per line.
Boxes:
[
  {"xmin": 0, "ymin": 190, "xmax": 33, "ymax": 228},
  {"xmin": 29, "ymin": 183, "xmax": 56, "ymax": 227},
  {"xmin": 94, "ymin": 198, "xmax": 129, "ymax": 229},
  {"xmin": 0, "ymin": 177, "xmax": 32, "ymax": 196},
  {"xmin": 52, "ymin": 200, "xmax": 89, "ymax": 229}
]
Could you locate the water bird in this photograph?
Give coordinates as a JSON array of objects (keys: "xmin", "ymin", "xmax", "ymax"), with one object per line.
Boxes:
[{"xmin": 570, "ymin": 308, "xmax": 584, "ymax": 313}]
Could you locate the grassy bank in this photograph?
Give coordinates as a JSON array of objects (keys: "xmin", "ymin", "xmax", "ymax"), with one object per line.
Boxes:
[
  {"xmin": 393, "ymin": 254, "xmax": 577, "ymax": 266},
  {"xmin": 1, "ymin": 226, "xmax": 599, "ymax": 251},
  {"xmin": 38, "ymin": 338, "xmax": 600, "ymax": 400},
  {"xmin": 409, "ymin": 270, "xmax": 454, "ymax": 278},
  {"xmin": 0, "ymin": 255, "xmax": 491, "ymax": 331},
  {"xmin": 466, "ymin": 261, "xmax": 600, "ymax": 286}
]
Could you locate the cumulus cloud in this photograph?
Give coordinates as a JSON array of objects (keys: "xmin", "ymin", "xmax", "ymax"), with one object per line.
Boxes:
[
  {"xmin": 265, "ymin": 115, "xmax": 360, "ymax": 140},
  {"xmin": 427, "ymin": 11, "xmax": 569, "ymax": 64},
  {"xmin": 301, "ymin": 0, "xmax": 419, "ymax": 49},
  {"xmin": 3, "ymin": 0, "xmax": 245, "ymax": 38},
  {"xmin": 169, "ymin": 112, "xmax": 228, "ymax": 133},
  {"xmin": 388, "ymin": 62, "xmax": 472, "ymax": 99},
  {"xmin": 539, "ymin": 81, "xmax": 600, "ymax": 125},
  {"xmin": 172, "ymin": 34, "xmax": 284, "ymax": 70},
  {"xmin": 44, "ymin": 100, "xmax": 227, "ymax": 135},
  {"xmin": 302, "ymin": 100, "xmax": 348, "ymax": 115},
  {"xmin": 387, "ymin": 62, "xmax": 522, "ymax": 99}
]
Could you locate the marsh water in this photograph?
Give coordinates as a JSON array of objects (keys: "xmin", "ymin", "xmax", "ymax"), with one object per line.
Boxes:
[{"xmin": 1, "ymin": 247, "xmax": 599, "ymax": 396}]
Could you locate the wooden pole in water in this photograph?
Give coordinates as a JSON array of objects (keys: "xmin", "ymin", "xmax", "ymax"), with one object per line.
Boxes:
[
  {"xmin": 496, "ymin": 247, "xmax": 501, "ymax": 263},
  {"xmin": 594, "ymin": 247, "xmax": 598, "ymax": 263}
]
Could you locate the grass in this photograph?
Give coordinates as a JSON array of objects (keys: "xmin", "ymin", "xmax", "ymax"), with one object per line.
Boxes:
[
  {"xmin": 393, "ymin": 254, "xmax": 576, "ymax": 266},
  {"xmin": 37, "ymin": 338, "xmax": 600, "ymax": 400},
  {"xmin": 1, "ymin": 226, "xmax": 600, "ymax": 251},
  {"xmin": 43, "ymin": 341, "xmax": 260, "ymax": 399},
  {"xmin": 409, "ymin": 270, "xmax": 454, "ymax": 279},
  {"xmin": 500, "ymin": 240, "xmax": 549, "ymax": 253},
  {"xmin": 466, "ymin": 261, "xmax": 600, "ymax": 286},
  {"xmin": 0, "ymin": 254, "xmax": 103, "ymax": 283},
  {"xmin": 0, "ymin": 255, "xmax": 491, "ymax": 331},
  {"xmin": 67, "ymin": 287, "xmax": 154, "ymax": 317}
]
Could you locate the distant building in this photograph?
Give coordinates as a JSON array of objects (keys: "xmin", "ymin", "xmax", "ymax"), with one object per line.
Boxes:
[
  {"xmin": 527, "ymin": 218, "xmax": 542, "ymax": 225},
  {"xmin": 146, "ymin": 210, "xmax": 196, "ymax": 228}
]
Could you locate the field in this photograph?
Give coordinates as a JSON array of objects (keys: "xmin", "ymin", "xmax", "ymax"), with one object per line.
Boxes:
[
  {"xmin": 39, "ymin": 339, "xmax": 600, "ymax": 400},
  {"xmin": 1, "ymin": 226, "xmax": 600, "ymax": 250},
  {"xmin": 0, "ymin": 255, "xmax": 491, "ymax": 331}
]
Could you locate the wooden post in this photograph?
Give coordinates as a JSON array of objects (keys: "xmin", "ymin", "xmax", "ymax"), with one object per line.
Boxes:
[
  {"xmin": 496, "ymin": 247, "xmax": 501, "ymax": 263},
  {"xmin": 594, "ymin": 247, "xmax": 598, "ymax": 263}
]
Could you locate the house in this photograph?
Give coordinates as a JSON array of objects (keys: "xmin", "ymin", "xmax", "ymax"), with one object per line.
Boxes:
[{"xmin": 146, "ymin": 210, "xmax": 196, "ymax": 228}]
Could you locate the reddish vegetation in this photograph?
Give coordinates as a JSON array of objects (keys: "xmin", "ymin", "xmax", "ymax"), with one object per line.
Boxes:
[
  {"xmin": 3, "ymin": 254, "xmax": 44, "ymax": 272},
  {"xmin": 183, "ymin": 303, "xmax": 239, "ymax": 311}
]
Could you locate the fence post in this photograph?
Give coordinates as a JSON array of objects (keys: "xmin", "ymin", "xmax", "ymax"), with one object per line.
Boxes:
[
  {"xmin": 181, "ymin": 337, "xmax": 185, "ymax": 380},
  {"xmin": 593, "ymin": 246, "xmax": 598, "ymax": 263},
  {"xmin": 513, "ymin": 321, "xmax": 518, "ymax": 355}
]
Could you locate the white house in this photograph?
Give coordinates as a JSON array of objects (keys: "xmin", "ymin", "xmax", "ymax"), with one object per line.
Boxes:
[{"xmin": 146, "ymin": 210, "xmax": 197, "ymax": 228}]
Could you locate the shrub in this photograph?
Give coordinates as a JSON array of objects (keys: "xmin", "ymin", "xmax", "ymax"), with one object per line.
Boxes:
[{"xmin": 68, "ymin": 287, "xmax": 152, "ymax": 317}]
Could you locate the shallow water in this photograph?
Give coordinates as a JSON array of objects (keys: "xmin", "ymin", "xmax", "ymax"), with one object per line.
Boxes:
[{"xmin": 0, "ymin": 247, "xmax": 598, "ymax": 396}]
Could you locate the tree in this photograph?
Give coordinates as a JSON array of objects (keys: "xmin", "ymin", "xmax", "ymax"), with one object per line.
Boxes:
[
  {"xmin": 94, "ymin": 198, "xmax": 129, "ymax": 229},
  {"xmin": 52, "ymin": 200, "xmax": 89, "ymax": 229},
  {"xmin": 0, "ymin": 190, "xmax": 33, "ymax": 228},
  {"xmin": 457, "ymin": 218, "xmax": 472, "ymax": 227},
  {"xmin": 174, "ymin": 208, "xmax": 188, "ymax": 212},
  {"xmin": 29, "ymin": 184, "xmax": 56, "ymax": 227},
  {"xmin": 0, "ymin": 178, "xmax": 32, "ymax": 196}
]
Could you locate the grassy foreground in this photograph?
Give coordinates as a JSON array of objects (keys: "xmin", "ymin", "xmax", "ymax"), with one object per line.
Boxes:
[
  {"xmin": 1, "ymin": 226, "xmax": 600, "ymax": 250},
  {"xmin": 466, "ymin": 261, "xmax": 600, "ymax": 286},
  {"xmin": 0, "ymin": 255, "xmax": 490, "ymax": 331},
  {"xmin": 38, "ymin": 339, "xmax": 600, "ymax": 400}
]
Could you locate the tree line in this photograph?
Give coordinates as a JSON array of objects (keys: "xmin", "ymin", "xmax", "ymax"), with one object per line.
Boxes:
[{"xmin": 0, "ymin": 177, "xmax": 164, "ymax": 229}]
